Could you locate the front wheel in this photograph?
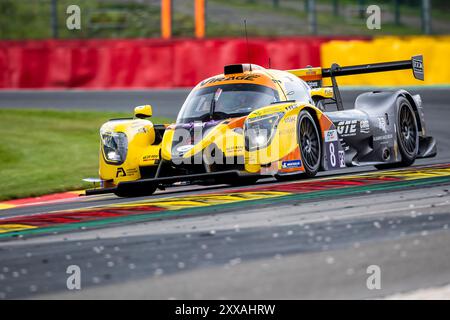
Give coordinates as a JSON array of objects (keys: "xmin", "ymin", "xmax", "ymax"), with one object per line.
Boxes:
[{"xmin": 298, "ymin": 110, "xmax": 322, "ymax": 177}]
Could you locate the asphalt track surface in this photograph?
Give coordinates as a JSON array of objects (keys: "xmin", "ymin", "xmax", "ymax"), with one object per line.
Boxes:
[{"xmin": 0, "ymin": 88, "xmax": 450, "ymax": 300}]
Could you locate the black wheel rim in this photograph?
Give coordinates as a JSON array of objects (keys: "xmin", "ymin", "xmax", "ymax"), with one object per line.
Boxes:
[
  {"xmin": 399, "ymin": 104, "xmax": 417, "ymax": 156},
  {"xmin": 299, "ymin": 116, "xmax": 320, "ymax": 169}
]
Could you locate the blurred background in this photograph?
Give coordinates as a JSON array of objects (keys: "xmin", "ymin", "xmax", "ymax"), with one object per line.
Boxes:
[
  {"xmin": 1, "ymin": 0, "xmax": 449, "ymax": 38},
  {"xmin": 1, "ymin": 0, "xmax": 450, "ymax": 89},
  {"xmin": 0, "ymin": 0, "xmax": 449, "ymax": 199}
]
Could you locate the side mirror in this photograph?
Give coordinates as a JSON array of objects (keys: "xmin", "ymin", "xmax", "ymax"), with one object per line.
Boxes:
[{"xmin": 134, "ymin": 105, "xmax": 153, "ymax": 119}]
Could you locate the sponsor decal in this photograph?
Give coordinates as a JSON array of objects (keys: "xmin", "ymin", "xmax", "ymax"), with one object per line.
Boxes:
[
  {"xmin": 306, "ymin": 80, "xmax": 322, "ymax": 88},
  {"xmin": 336, "ymin": 120, "xmax": 358, "ymax": 136},
  {"xmin": 336, "ymin": 120, "xmax": 370, "ymax": 136},
  {"xmin": 281, "ymin": 160, "xmax": 302, "ymax": 169},
  {"xmin": 126, "ymin": 168, "xmax": 138, "ymax": 176},
  {"xmin": 338, "ymin": 150, "xmax": 346, "ymax": 168},
  {"xmin": 284, "ymin": 116, "xmax": 297, "ymax": 123},
  {"xmin": 324, "ymin": 130, "xmax": 338, "ymax": 142},
  {"xmin": 226, "ymin": 145, "xmax": 243, "ymax": 153},
  {"xmin": 360, "ymin": 120, "xmax": 370, "ymax": 134},
  {"xmin": 279, "ymin": 128, "xmax": 295, "ymax": 135},
  {"xmin": 142, "ymin": 154, "xmax": 159, "ymax": 162},
  {"xmin": 285, "ymin": 104, "xmax": 299, "ymax": 111},
  {"xmin": 377, "ymin": 117, "xmax": 388, "ymax": 133},
  {"xmin": 412, "ymin": 57, "xmax": 424, "ymax": 79},
  {"xmin": 116, "ymin": 167, "xmax": 126, "ymax": 178},
  {"xmin": 200, "ymin": 75, "xmax": 260, "ymax": 86},
  {"xmin": 413, "ymin": 59, "xmax": 423, "ymax": 71},
  {"xmin": 374, "ymin": 134, "xmax": 393, "ymax": 141}
]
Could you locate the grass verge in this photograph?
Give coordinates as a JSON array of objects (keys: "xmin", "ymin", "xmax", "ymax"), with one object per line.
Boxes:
[{"xmin": 0, "ymin": 108, "xmax": 169, "ymax": 200}]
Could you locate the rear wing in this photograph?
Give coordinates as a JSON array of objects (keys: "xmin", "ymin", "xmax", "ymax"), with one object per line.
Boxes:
[
  {"xmin": 288, "ymin": 55, "xmax": 424, "ymax": 110},
  {"xmin": 288, "ymin": 55, "xmax": 424, "ymax": 89}
]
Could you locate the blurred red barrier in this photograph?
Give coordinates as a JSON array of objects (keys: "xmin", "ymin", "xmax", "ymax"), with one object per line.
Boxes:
[{"xmin": 0, "ymin": 37, "xmax": 367, "ymax": 89}]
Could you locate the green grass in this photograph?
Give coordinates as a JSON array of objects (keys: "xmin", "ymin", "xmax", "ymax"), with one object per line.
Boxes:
[{"xmin": 0, "ymin": 109, "xmax": 169, "ymax": 200}]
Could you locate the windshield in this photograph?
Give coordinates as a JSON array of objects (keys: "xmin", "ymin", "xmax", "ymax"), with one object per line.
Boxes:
[{"xmin": 176, "ymin": 83, "xmax": 280, "ymax": 123}]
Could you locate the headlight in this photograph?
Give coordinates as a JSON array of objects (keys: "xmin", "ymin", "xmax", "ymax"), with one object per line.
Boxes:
[
  {"xmin": 245, "ymin": 113, "xmax": 282, "ymax": 150},
  {"xmin": 100, "ymin": 131, "xmax": 128, "ymax": 164}
]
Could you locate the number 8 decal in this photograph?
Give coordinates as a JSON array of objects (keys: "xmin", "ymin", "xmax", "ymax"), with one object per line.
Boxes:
[{"xmin": 329, "ymin": 143, "xmax": 336, "ymax": 167}]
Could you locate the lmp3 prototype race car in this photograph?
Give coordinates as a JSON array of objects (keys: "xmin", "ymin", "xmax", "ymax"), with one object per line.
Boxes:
[{"xmin": 86, "ymin": 55, "xmax": 436, "ymax": 197}]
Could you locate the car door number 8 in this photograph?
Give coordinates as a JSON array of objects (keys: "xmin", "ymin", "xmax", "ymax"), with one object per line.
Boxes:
[{"xmin": 329, "ymin": 143, "xmax": 336, "ymax": 167}]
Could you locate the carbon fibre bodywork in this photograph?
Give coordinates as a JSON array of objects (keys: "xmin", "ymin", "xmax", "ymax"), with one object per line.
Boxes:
[{"xmin": 324, "ymin": 90, "xmax": 436, "ymax": 167}]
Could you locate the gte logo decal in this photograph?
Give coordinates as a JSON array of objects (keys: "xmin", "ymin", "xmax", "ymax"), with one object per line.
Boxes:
[
  {"xmin": 336, "ymin": 120, "xmax": 358, "ymax": 136},
  {"xmin": 116, "ymin": 168, "xmax": 126, "ymax": 178},
  {"xmin": 336, "ymin": 120, "xmax": 369, "ymax": 136}
]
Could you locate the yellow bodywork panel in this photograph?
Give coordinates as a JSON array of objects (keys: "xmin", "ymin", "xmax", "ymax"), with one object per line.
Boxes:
[
  {"xmin": 161, "ymin": 128, "xmax": 175, "ymax": 161},
  {"xmin": 245, "ymin": 103, "xmax": 300, "ymax": 171},
  {"xmin": 287, "ymin": 67, "xmax": 323, "ymax": 83},
  {"xmin": 245, "ymin": 102, "xmax": 326, "ymax": 174},
  {"xmin": 99, "ymin": 119, "xmax": 161, "ymax": 185}
]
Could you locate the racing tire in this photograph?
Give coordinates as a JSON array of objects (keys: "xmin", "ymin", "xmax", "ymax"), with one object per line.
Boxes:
[
  {"xmin": 114, "ymin": 184, "xmax": 157, "ymax": 198},
  {"xmin": 375, "ymin": 97, "xmax": 419, "ymax": 170},
  {"xmin": 297, "ymin": 110, "xmax": 322, "ymax": 178}
]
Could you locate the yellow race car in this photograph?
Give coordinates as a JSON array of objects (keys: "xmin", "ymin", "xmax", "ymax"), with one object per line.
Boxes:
[{"xmin": 87, "ymin": 56, "xmax": 436, "ymax": 197}]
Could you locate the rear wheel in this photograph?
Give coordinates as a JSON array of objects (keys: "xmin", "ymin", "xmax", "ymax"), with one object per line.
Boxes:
[{"xmin": 375, "ymin": 97, "xmax": 419, "ymax": 170}]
